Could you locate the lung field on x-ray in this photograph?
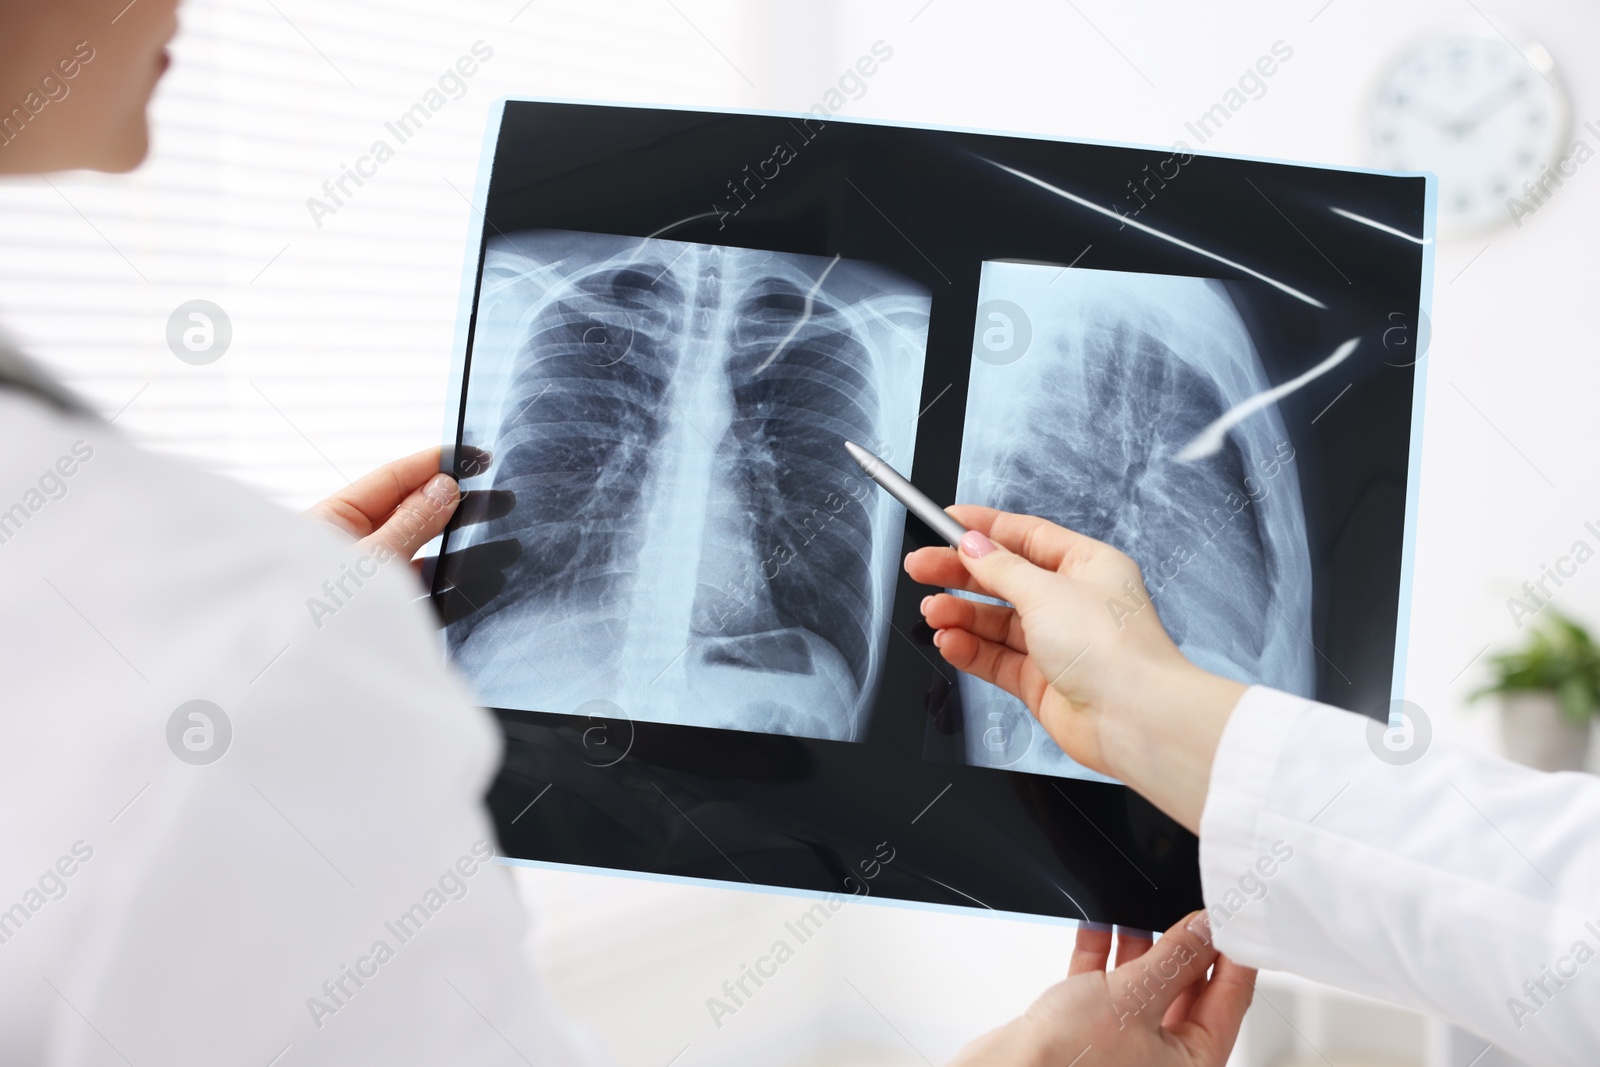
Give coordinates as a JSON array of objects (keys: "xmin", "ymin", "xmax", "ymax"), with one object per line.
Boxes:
[
  {"xmin": 995, "ymin": 324, "xmax": 1269, "ymax": 651},
  {"xmin": 957, "ymin": 264, "xmax": 1313, "ymax": 781},
  {"xmin": 446, "ymin": 230, "xmax": 930, "ymax": 742}
]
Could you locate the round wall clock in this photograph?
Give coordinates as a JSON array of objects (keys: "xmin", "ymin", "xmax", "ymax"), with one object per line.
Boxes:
[{"xmin": 1368, "ymin": 27, "xmax": 1570, "ymax": 235}]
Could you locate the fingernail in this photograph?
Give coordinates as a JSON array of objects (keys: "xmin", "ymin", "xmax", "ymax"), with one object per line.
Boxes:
[
  {"xmin": 1186, "ymin": 910, "xmax": 1213, "ymax": 943},
  {"xmin": 932, "ymin": 630, "xmax": 945, "ymax": 648},
  {"xmin": 959, "ymin": 530, "xmax": 995, "ymax": 559},
  {"xmin": 423, "ymin": 473, "xmax": 458, "ymax": 506},
  {"xmin": 920, "ymin": 595, "xmax": 932, "ymax": 615}
]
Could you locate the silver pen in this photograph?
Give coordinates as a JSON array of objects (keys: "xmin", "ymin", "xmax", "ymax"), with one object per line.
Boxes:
[{"xmin": 843, "ymin": 440, "xmax": 969, "ymax": 548}]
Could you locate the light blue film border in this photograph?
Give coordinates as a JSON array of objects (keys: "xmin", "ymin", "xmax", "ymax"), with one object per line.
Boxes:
[
  {"xmin": 1390, "ymin": 181, "xmax": 1437, "ymax": 726},
  {"xmin": 437, "ymin": 95, "xmax": 511, "ymax": 486},
  {"xmin": 445, "ymin": 96, "xmax": 1439, "ymax": 918}
]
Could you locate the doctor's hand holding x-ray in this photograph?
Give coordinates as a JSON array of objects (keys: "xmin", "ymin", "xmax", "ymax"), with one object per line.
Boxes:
[
  {"xmin": 947, "ymin": 911, "xmax": 1254, "ymax": 1067},
  {"xmin": 908, "ymin": 506, "xmax": 1600, "ymax": 1067}
]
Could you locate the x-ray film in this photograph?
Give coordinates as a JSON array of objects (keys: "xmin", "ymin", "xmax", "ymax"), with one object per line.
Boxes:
[
  {"xmin": 433, "ymin": 98, "xmax": 1432, "ymax": 931},
  {"xmin": 444, "ymin": 230, "xmax": 930, "ymax": 742},
  {"xmin": 957, "ymin": 264, "xmax": 1315, "ymax": 780}
]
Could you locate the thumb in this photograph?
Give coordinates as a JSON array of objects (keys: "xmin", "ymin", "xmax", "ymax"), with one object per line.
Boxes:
[
  {"xmin": 1107, "ymin": 911, "xmax": 1220, "ymax": 1026},
  {"xmin": 360, "ymin": 472, "xmax": 460, "ymax": 562},
  {"xmin": 956, "ymin": 529, "xmax": 1054, "ymax": 613}
]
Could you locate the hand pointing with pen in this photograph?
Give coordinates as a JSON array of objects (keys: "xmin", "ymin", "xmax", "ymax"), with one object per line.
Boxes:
[
  {"xmin": 843, "ymin": 441, "xmax": 1244, "ymax": 831},
  {"xmin": 904, "ymin": 506, "xmax": 1246, "ymax": 833}
]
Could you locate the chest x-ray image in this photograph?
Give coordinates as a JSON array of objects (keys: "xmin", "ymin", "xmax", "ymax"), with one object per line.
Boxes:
[
  {"xmin": 956, "ymin": 263, "xmax": 1314, "ymax": 780},
  {"xmin": 443, "ymin": 230, "xmax": 931, "ymax": 742}
]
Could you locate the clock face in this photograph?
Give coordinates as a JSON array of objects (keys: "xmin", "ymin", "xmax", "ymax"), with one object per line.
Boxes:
[{"xmin": 1369, "ymin": 32, "xmax": 1569, "ymax": 234}]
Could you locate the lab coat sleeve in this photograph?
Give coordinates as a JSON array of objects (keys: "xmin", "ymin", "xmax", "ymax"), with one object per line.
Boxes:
[{"xmin": 1199, "ymin": 686, "xmax": 1600, "ymax": 1066}]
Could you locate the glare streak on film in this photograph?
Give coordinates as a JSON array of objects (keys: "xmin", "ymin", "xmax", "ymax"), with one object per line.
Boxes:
[
  {"xmin": 982, "ymin": 160, "xmax": 1328, "ymax": 310},
  {"xmin": 1175, "ymin": 337, "xmax": 1360, "ymax": 462},
  {"xmin": 752, "ymin": 253, "xmax": 842, "ymax": 373},
  {"xmin": 641, "ymin": 210, "xmax": 724, "ymax": 243},
  {"xmin": 1329, "ymin": 207, "xmax": 1430, "ymax": 245}
]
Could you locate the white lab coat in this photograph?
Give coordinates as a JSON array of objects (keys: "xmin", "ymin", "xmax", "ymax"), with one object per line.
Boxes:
[
  {"xmin": 0, "ymin": 389, "xmax": 604, "ymax": 1066},
  {"xmin": 1202, "ymin": 687, "xmax": 1600, "ymax": 1066}
]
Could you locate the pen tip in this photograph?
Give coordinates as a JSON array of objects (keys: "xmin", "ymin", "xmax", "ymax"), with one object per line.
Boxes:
[{"xmin": 843, "ymin": 439, "xmax": 879, "ymax": 477}]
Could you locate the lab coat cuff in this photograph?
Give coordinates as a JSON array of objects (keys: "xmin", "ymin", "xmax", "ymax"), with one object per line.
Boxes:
[{"xmin": 1197, "ymin": 684, "xmax": 1308, "ymax": 968}]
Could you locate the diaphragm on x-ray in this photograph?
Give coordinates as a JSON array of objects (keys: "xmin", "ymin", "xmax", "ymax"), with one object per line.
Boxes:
[
  {"xmin": 446, "ymin": 230, "xmax": 931, "ymax": 742},
  {"xmin": 957, "ymin": 263, "xmax": 1314, "ymax": 780}
]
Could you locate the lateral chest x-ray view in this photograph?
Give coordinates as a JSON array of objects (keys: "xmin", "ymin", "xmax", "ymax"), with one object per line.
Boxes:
[
  {"xmin": 445, "ymin": 229, "xmax": 931, "ymax": 742},
  {"xmin": 957, "ymin": 264, "xmax": 1314, "ymax": 780}
]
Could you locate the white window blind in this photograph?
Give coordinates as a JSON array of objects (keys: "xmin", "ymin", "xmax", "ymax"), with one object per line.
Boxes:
[{"xmin": 0, "ymin": 0, "xmax": 772, "ymax": 508}]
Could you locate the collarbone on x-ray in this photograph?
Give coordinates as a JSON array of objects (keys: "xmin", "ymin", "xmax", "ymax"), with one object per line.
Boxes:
[
  {"xmin": 446, "ymin": 230, "xmax": 930, "ymax": 742},
  {"xmin": 958, "ymin": 263, "xmax": 1313, "ymax": 779}
]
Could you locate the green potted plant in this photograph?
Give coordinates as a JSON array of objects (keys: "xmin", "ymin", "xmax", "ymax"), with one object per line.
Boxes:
[{"xmin": 1472, "ymin": 611, "xmax": 1600, "ymax": 772}]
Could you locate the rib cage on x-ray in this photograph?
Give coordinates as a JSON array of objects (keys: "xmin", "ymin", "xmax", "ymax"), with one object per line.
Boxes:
[
  {"xmin": 446, "ymin": 230, "xmax": 930, "ymax": 742},
  {"xmin": 958, "ymin": 264, "xmax": 1313, "ymax": 780}
]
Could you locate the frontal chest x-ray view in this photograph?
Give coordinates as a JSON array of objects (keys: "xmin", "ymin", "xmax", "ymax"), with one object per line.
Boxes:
[
  {"xmin": 444, "ymin": 230, "xmax": 931, "ymax": 742},
  {"xmin": 957, "ymin": 264, "xmax": 1315, "ymax": 780}
]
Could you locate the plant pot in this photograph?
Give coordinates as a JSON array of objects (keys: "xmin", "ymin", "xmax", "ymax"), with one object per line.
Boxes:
[{"xmin": 1498, "ymin": 692, "xmax": 1593, "ymax": 772}]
